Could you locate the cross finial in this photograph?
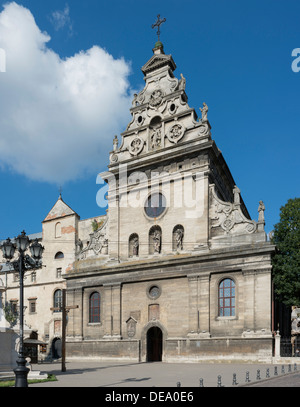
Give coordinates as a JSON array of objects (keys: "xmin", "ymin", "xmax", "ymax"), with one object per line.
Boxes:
[
  {"xmin": 59, "ymin": 186, "xmax": 62, "ymax": 199},
  {"xmin": 152, "ymin": 14, "xmax": 166, "ymax": 42}
]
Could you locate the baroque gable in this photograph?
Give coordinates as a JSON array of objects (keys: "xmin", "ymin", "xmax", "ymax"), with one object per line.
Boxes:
[{"xmin": 109, "ymin": 46, "xmax": 211, "ymax": 167}]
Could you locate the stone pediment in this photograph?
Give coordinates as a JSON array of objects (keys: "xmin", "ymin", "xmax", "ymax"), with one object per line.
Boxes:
[{"xmin": 141, "ymin": 53, "xmax": 176, "ymax": 75}]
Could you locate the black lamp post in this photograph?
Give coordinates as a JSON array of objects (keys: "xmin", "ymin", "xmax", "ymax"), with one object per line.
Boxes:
[{"xmin": 0, "ymin": 231, "xmax": 44, "ymax": 387}]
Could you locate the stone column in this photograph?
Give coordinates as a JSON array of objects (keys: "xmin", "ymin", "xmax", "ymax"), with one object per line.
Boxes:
[
  {"xmin": 242, "ymin": 270, "xmax": 256, "ymax": 334},
  {"xmin": 198, "ymin": 273, "xmax": 211, "ymax": 336},
  {"xmin": 187, "ymin": 273, "xmax": 211, "ymax": 338},
  {"xmin": 187, "ymin": 276, "xmax": 198, "ymax": 335},
  {"xmin": 66, "ymin": 288, "xmax": 83, "ymax": 340},
  {"xmin": 107, "ymin": 170, "xmax": 120, "ymax": 261},
  {"xmin": 103, "ymin": 283, "xmax": 122, "ymax": 339}
]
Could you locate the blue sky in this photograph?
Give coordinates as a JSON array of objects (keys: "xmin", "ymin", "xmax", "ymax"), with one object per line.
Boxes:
[{"xmin": 0, "ymin": 0, "xmax": 299, "ymax": 240}]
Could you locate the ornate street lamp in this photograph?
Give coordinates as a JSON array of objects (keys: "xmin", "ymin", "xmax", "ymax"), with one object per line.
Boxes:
[{"xmin": 0, "ymin": 231, "xmax": 44, "ymax": 387}]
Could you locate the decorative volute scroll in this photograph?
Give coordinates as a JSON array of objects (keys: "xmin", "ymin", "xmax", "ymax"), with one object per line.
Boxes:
[
  {"xmin": 76, "ymin": 217, "xmax": 109, "ymax": 259},
  {"xmin": 210, "ymin": 184, "xmax": 258, "ymax": 236}
]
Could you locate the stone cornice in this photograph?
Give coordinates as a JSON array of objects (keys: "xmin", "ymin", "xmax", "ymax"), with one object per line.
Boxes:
[{"xmin": 65, "ymin": 242, "xmax": 275, "ymax": 283}]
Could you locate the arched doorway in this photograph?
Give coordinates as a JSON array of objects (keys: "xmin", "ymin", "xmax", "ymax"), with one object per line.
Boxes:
[
  {"xmin": 52, "ymin": 338, "xmax": 62, "ymax": 359},
  {"xmin": 147, "ymin": 327, "xmax": 162, "ymax": 362}
]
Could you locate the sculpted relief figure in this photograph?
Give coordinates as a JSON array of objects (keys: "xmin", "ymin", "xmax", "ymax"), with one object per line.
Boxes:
[
  {"xmin": 149, "ymin": 89, "xmax": 164, "ymax": 107},
  {"xmin": 151, "ymin": 128, "xmax": 162, "ymax": 149}
]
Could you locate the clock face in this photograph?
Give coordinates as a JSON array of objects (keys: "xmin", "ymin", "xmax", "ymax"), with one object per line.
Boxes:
[{"xmin": 144, "ymin": 193, "xmax": 166, "ymax": 218}]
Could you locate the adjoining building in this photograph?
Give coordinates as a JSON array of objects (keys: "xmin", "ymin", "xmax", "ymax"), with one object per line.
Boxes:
[{"xmin": 0, "ymin": 197, "xmax": 104, "ymax": 364}]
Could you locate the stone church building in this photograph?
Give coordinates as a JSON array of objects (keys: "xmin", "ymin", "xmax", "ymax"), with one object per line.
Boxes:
[{"xmin": 63, "ymin": 40, "xmax": 275, "ymax": 363}]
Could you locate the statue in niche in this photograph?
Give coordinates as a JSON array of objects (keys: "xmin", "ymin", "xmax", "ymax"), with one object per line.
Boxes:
[
  {"xmin": 200, "ymin": 102, "xmax": 208, "ymax": 122},
  {"xmin": 132, "ymin": 237, "xmax": 139, "ymax": 256},
  {"xmin": 175, "ymin": 227, "xmax": 184, "ymax": 251},
  {"xmin": 153, "ymin": 230, "xmax": 161, "ymax": 253},
  {"xmin": 151, "ymin": 128, "xmax": 162, "ymax": 149}
]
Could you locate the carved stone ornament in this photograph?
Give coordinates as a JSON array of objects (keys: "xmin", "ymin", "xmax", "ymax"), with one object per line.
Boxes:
[
  {"xmin": 129, "ymin": 137, "xmax": 144, "ymax": 156},
  {"xmin": 110, "ymin": 153, "xmax": 118, "ymax": 163},
  {"xmin": 166, "ymin": 123, "xmax": 185, "ymax": 143},
  {"xmin": 151, "ymin": 128, "xmax": 162, "ymax": 149},
  {"xmin": 77, "ymin": 218, "xmax": 108, "ymax": 259},
  {"xmin": 210, "ymin": 185, "xmax": 257, "ymax": 235},
  {"xmin": 198, "ymin": 122, "xmax": 210, "ymax": 137},
  {"xmin": 149, "ymin": 89, "xmax": 164, "ymax": 107},
  {"xmin": 126, "ymin": 317, "xmax": 137, "ymax": 338}
]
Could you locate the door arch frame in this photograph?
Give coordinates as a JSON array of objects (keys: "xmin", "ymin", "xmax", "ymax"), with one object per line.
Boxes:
[{"xmin": 140, "ymin": 321, "xmax": 167, "ymax": 362}]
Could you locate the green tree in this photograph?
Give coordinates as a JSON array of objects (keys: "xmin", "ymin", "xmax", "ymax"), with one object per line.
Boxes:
[{"xmin": 272, "ymin": 198, "xmax": 300, "ymax": 307}]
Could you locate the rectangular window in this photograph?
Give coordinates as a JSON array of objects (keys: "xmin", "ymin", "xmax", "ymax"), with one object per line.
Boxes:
[
  {"xmin": 29, "ymin": 300, "xmax": 36, "ymax": 314},
  {"xmin": 56, "ymin": 268, "xmax": 62, "ymax": 279},
  {"xmin": 10, "ymin": 301, "xmax": 18, "ymax": 316}
]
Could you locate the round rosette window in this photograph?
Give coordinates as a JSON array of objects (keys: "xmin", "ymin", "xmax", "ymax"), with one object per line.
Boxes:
[
  {"xmin": 148, "ymin": 285, "xmax": 161, "ymax": 300},
  {"xmin": 144, "ymin": 192, "xmax": 166, "ymax": 219}
]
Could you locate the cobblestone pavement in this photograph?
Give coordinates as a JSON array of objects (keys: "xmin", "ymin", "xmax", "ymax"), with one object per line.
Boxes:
[{"xmin": 28, "ymin": 360, "xmax": 300, "ymax": 387}]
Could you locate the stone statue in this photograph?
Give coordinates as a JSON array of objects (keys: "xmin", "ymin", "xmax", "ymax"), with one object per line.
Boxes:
[
  {"xmin": 75, "ymin": 239, "xmax": 83, "ymax": 255},
  {"xmin": 113, "ymin": 135, "xmax": 118, "ymax": 151},
  {"xmin": 175, "ymin": 228, "xmax": 183, "ymax": 250},
  {"xmin": 258, "ymin": 200, "xmax": 265, "ymax": 222},
  {"xmin": 233, "ymin": 186, "xmax": 241, "ymax": 204},
  {"xmin": 178, "ymin": 73, "xmax": 186, "ymax": 90},
  {"xmin": 153, "ymin": 230, "xmax": 161, "ymax": 253},
  {"xmin": 132, "ymin": 237, "xmax": 139, "ymax": 256},
  {"xmin": 200, "ymin": 102, "xmax": 208, "ymax": 122},
  {"xmin": 151, "ymin": 128, "xmax": 162, "ymax": 149},
  {"xmin": 132, "ymin": 93, "xmax": 139, "ymax": 106}
]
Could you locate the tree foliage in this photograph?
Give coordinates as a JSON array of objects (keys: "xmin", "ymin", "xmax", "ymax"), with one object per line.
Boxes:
[{"xmin": 272, "ymin": 198, "xmax": 300, "ymax": 307}]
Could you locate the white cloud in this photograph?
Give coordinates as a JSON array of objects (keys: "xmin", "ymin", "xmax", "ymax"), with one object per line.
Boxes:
[
  {"xmin": 0, "ymin": 2, "xmax": 133, "ymax": 184},
  {"xmin": 49, "ymin": 3, "xmax": 73, "ymax": 35}
]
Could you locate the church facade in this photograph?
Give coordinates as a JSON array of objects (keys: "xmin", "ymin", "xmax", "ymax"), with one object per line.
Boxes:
[{"xmin": 64, "ymin": 41, "xmax": 275, "ymax": 362}]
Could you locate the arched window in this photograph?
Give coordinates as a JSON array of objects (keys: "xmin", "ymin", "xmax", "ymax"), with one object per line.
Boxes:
[
  {"xmin": 218, "ymin": 278, "xmax": 235, "ymax": 317},
  {"xmin": 55, "ymin": 251, "xmax": 64, "ymax": 259},
  {"xmin": 53, "ymin": 289, "xmax": 62, "ymax": 312},
  {"xmin": 89, "ymin": 292, "xmax": 101, "ymax": 323}
]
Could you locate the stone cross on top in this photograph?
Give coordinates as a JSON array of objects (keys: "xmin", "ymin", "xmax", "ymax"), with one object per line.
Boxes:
[{"xmin": 152, "ymin": 14, "xmax": 166, "ymax": 42}]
